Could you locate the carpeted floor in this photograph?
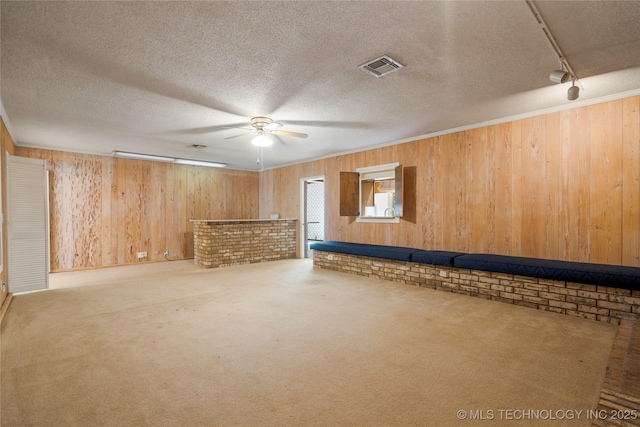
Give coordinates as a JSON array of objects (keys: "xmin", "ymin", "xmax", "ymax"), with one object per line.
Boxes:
[{"xmin": 1, "ymin": 259, "xmax": 617, "ymax": 426}]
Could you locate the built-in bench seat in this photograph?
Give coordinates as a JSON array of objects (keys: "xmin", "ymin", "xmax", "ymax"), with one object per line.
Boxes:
[
  {"xmin": 411, "ymin": 250, "xmax": 466, "ymax": 267},
  {"xmin": 454, "ymin": 254, "xmax": 640, "ymax": 291},
  {"xmin": 310, "ymin": 241, "xmax": 464, "ymax": 266},
  {"xmin": 309, "ymin": 241, "xmax": 416, "ymax": 262},
  {"xmin": 310, "ymin": 241, "xmax": 640, "ymax": 323}
]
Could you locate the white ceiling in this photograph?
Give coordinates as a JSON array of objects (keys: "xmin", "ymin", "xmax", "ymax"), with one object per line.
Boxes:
[{"xmin": 2, "ymin": 1, "xmax": 639, "ymax": 171}]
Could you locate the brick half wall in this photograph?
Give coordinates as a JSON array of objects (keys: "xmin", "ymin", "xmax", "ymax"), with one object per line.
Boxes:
[
  {"xmin": 193, "ymin": 219, "xmax": 297, "ymax": 268},
  {"xmin": 313, "ymin": 250, "xmax": 640, "ymax": 324}
]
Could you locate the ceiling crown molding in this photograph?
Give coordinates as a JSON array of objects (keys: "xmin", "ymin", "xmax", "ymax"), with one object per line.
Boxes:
[{"xmin": 0, "ymin": 98, "xmax": 19, "ymax": 145}]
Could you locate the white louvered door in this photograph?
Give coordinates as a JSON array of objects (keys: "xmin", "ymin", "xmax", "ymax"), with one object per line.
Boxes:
[{"xmin": 6, "ymin": 155, "xmax": 49, "ymax": 293}]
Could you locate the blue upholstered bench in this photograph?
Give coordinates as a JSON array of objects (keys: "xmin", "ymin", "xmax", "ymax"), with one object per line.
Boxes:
[
  {"xmin": 309, "ymin": 241, "xmax": 415, "ymax": 262},
  {"xmin": 311, "ymin": 241, "xmax": 640, "ymax": 322},
  {"xmin": 411, "ymin": 250, "xmax": 465, "ymax": 267},
  {"xmin": 454, "ymin": 254, "xmax": 640, "ymax": 291},
  {"xmin": 310, "ymin": 241, "xmax": 463, "ymax": 267}
]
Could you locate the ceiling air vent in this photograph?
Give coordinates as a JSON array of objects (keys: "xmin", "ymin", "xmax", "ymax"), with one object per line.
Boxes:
[
  {"xmin": 190, "ymin": 144, "xmax": 207, "ymax": 149},
  {"xmin": 359, "ymin": 55, "xmax": 404, "ymax": 78}
]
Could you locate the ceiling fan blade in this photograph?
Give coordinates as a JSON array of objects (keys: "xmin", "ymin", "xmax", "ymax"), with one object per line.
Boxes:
[
  {"xmin": 168, "ymin": 123, "xmax": 250, "ymax": 135},
  {"xmin": 270, "ymin": 130, "xmax": 308, "ymax": 138},
  {"xmin": 279, "ymin": 120, "xmax": 372, "ymax": 129},
  {"xmin": 264, "ymin": 122, "xmax": 283, "ymax": 130},
  {"xmin": 224, "ymin": 131, "xmax": 254, "ymax": 140}
]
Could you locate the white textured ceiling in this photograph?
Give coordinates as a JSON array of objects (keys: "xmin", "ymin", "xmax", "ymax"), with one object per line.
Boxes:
[{"xmin": 1, "ymin": 1, "xmax": 639, "ymax": 171}]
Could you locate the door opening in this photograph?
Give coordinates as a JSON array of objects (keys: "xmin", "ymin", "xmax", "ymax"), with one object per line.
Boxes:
[{"xmin": 300, "ymin": 176, "xmax": 325, "ymax": 259}]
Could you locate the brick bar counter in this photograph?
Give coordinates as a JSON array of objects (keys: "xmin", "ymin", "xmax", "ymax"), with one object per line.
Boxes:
[{"xmin": 191, "ymin": 219, "xmax": 297, "ymax": 268}]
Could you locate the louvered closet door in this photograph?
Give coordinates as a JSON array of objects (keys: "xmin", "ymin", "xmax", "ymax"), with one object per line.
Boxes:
[{"xmin": 6, "ymin": 155, "xmax": 49, "ymax": 293}]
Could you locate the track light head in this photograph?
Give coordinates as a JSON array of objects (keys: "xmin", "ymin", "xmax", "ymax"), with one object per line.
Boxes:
[
  {"xmin": 567, "ymin": 81, "xmax": 580, "ymax": 101},
  {"xmin": 549, "ymin": 70, "xmax": 570, "ymax": 84}
]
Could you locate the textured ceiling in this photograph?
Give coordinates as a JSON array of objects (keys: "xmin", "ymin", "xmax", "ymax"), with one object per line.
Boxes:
[{"xmin": 1, "ymin": 1, "xmax": 639, "ymax": 171}]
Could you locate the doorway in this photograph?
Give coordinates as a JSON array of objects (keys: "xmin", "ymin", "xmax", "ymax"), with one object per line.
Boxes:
[{"xmin": 300, "ymin": 176, "xmax": 325, "ymax": 259}]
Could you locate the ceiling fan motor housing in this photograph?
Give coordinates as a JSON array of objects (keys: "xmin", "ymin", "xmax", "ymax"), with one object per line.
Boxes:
[{"xmin": 251, "ymin": 117, "xmax": 273, "ymax": 130}]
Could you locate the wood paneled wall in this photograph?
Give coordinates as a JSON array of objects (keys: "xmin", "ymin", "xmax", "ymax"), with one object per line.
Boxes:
[
  {"xmin": 16, "ymin": 148, "xmax": 259, "ymax": 271},
  {"xmin": 260, "ymin": 96, "xmax": 640, "ymax": 267}
]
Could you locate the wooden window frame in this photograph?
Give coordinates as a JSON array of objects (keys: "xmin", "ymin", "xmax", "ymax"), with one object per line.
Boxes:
[{"xmin": 340, "ymin": 162, "xmax": 405, "ymax": 224}]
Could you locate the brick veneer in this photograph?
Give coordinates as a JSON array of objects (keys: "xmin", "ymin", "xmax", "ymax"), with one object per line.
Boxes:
[
  {"xmin": 193, "ymin": 219, "xmax": 296, "ymax": 268},
  {"xmin": 593, "ymin": 320, "xmax": 640, "ymax": 426},
  {"xmin": 313, "ymin": 250, "xmax": 640, "ymax": 324}
]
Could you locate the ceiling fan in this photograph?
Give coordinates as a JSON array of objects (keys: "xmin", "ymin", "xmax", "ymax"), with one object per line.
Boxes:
[{"xmin": 224, "ymin": 116, "xmax": 308, "ymax": 146}]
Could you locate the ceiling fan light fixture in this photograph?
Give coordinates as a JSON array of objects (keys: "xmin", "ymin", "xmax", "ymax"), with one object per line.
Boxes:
[{"xmin": 251, "ymin": 131, "xmax": 273, "ymax": 147}]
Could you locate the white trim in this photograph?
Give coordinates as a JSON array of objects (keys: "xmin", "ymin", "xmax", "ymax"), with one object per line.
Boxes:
[
  {"xmin": 356, "ymin": 216, "xmax": 400, "ymax": 224},
  {"xmin": 356, "ymin": 162, "xmax": 399, "ymax": 174},
  {"xmin": 357, "ymin": 163, "xmax": 400, "ymax": 222},
  {"xmin": 0, "ymin": 99, "xmax": 18, "ymax": 144},
  {"xmin": 300, "ymin": 175, "xmax": 325, "ymax": 259}
]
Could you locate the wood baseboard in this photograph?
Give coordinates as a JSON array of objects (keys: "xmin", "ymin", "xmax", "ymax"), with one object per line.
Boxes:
[{"xmin": 0, "ymin": 293, "xmax": 13, "ymax": 326}]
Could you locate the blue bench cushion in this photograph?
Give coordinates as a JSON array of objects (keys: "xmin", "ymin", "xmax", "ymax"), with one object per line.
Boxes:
[
  {"xmin": 454, "ymin": 254, "xmax": 640, "ymax": 290},
  {"xmin": 310, "ymin": 241, "xmax": 415, "ymax": 262},
  {"xmin": 410, "ymin": 250, "xmax": 465, "ymax": 267}
]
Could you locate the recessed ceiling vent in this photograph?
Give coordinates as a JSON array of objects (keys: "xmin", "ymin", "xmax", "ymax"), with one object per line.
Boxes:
[
  {"xmin": 190, "ymin": 144, "xmax": 207, "ymax": 149},
  {"xmin": 359, "ymin": 55, "xmax": 404, "ymax": 78}
]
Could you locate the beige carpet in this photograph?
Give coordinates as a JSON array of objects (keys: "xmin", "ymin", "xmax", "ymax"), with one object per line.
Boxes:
[{"xmin": 1, "ymin": 259, "xmax": 617, "ymax": 426}]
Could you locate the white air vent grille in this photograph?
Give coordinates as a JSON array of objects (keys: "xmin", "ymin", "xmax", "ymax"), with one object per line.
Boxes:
[{"xmin": 359, "ymin": 55, "xmax": 404, "ymax": 78}]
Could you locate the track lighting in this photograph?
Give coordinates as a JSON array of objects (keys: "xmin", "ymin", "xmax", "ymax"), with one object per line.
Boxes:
[
  {"xmin": 549, "ymin": 70, "xmax": 570, "ymax": 84},
  {"xmin": 527, "ymin": 1, "xmax": 583, "ymax": 102},
  {"xmin": 567, "ymin": 80, "xmax": 580, "ymax": 101}
]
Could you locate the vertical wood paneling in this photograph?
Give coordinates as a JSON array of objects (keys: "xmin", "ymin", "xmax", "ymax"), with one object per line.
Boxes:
[
  {"xmin": 520, "ymin": 116, "xmax": 547, "ymax": 258},
  {"xmin": 61, "ymin": 152, "xmax": 75, "ymax": 266},
  {"xmin": 116, "ymin": 158, "xmax": 127, "ymax": 264},
  {"xmin": 13, "ymin": 95, "xmax": 640, "ymax": 269},
  {"xmin": 622, "ymin": 96, "xmax": 640, "ymax": 265},
  {"xmin": 589, "ymin": 101, "xmax": 623, "ymax": 264},
  {"xmin": 471, "ymin": 128, "xmax": 494, "ymax": 254},
  {"xmin": 396, "ymin": 141, "xmax": 418, "ymax": 248},
  {"xmin": 493, "ymin": 122, "xmax": 512, "ymax": 255},
  {"xmin": 442, "ymin": 132, "xmax": 465, "ymax": 251},
  {"xmin": 48, "ymin": 151, "xmax": 66, "ymax": 269},
  {"xmin": 150, "ymin": 161, "xmax": 166, "ymax": 259},
  {"xmin": 108, "ymin": 157, "xmax": 119, "ymax": 266},
  {"xmin": 261, "ymin": 95, "xmax": 640, "ymax": 267},
  {"xmin": 101, "ymin": 156, "xmax": 113, "ymax": 266},
  {"xmin": 430, "ymin": 136, "xmax": 445, "ymax": 249},
  {"xmin": 165, "ymin": 163, "xmax": 181, "ymax": 259},
  {"xmin": 14, "ymin": 149, "xmax": 259, "ymax": 271},
  {"xmin": 560, "ymin": 106, "xmax": 591, "ymax": 262},
  {"xmin": 545, "ymin": 113, "xmax": 561, "ymax": 260},
  {"xmin": 510, "ymin": 119, "xmax": 523, "ymax": 255},
  {"xmin": 418, "ymin": 136, "xmax": 435, "ymax": 249},
  {"xmin": 125, "ymin": 159, "xmax": 141, "ymax": 263},
  {"xmin": 76, "ymin": 153, "xmax": 102, "ymax": 266}
]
